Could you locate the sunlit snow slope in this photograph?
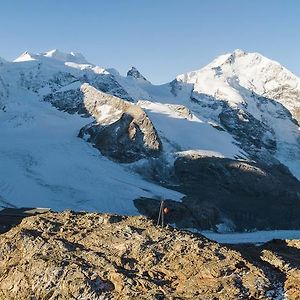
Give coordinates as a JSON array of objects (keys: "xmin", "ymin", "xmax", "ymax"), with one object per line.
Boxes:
[
  {"xmin": 175, "ymin": 50, "xmax": 300, "ymax": 179},
  {"xmin": 0, "ymin": 85, "xmax": 182, "ymax": 212},
  {"xmin": 0, "ymin": 48, "xmax": 299, "ymax": 213}
]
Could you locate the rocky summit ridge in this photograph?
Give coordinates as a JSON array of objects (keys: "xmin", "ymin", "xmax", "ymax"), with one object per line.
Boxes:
[{"xmin": 0, "ymin": 211, "xmax": 299, "ymax": 299}]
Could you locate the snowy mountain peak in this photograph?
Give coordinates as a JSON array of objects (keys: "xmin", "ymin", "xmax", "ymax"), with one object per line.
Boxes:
[
  {"xmin": 213, "ymin": 49, "xmax": 282, "ymax": 70},
  {"xmin": 14, "ymin": 51, "xmax": 37, "ymax": 62},
  {"xmin": 42, "ymin": 49, "xmax": 89, "ymax": 64},
  {"xmin": 13, "ymin": 49, "xmax": 89, "ymax": 64},
  {"xmin": 127, "ymin": 66, "xmax": 148, "ymax": 82},
  {"xmin": 198, "ymin": 49, "xmax": 270, "ymax": 72},
  {"xmin": 176, "ymin": 49, "xmax": 300, "ymax": 112},
  {"xmin": 232, "ymin": 49, "xmax": 246, "ymax": 56}
]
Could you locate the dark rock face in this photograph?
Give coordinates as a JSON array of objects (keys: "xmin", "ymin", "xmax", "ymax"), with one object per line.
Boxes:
[
  {"xmin": 134, "ymin": 197, "xmax": 220, "ymax": 230},
  {"xmin": 219, "ymin": 107, "xmax": 277, "ymax": 154},
  {"xmin": 43, "ymin": 88, "xmax": 88, "ymax": 115},
  {"xmin": 88, "ymin": 73, "xmax": 133, "ymax": 101},
  {"xmin": 0, "ymin": 75, "xmax": 9, "ymax": 108},
  {"xmin": 135, "ymin": 156, "xmax": 300, "ymax": 231},
  {"xmin": 127, "ymin": 66, "xmax": 148, "ymax": 82},
  {"xmin": 78, "ymin": 84, "xmax": 162, "ymax": 163},
  {"xmin": 174, "ymin": 156, "xmax": 300, "ymax": 231},
  {"xmin": 79, "ymin": 113, "xmax": 161, "ymax": 163},
  {"xmin": 43, "ymin": 74, "xmax": 134, "ymax": 114},
  {"xmin": 45, "ymin": 83, "xmax": 162, "ymax": 163}
]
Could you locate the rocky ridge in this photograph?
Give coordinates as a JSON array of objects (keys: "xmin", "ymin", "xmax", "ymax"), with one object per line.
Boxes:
[
  {"xmin": 135, "ymin": 155, "xmax": 300, "ymax": 232},
  {"xmin": 1, "ymin": 211, "xmax": 299, "ymax": 299},
  {"xmin": 78, "ymin": 84, "xmax": 162, "ymax": 162}
]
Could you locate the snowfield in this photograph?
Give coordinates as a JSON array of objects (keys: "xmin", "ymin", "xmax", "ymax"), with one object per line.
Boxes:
[
  {"xmin": 200, "ymin": 230, "xmax": 300, "ymax": 244},
  {"xmin": 0, "ymin": 87, "xmax": 183, "ymax": 213},
  {"xmin": 138, "ymin": 100, "xmax": 244, "ymax": 158},
  {"xmin": 0, "ymin": 48, "xmax": 299, "ymax": 220}
]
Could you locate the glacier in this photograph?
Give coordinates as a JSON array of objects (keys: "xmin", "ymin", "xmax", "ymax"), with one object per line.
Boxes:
[{"xmin": 0, "ymin": 49, "xmax": 299, "ymax": 230}]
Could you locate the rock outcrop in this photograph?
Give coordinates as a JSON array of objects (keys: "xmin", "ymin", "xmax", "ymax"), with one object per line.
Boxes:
[
  {"xmin": 1, "ymin": 211, "xmax": 295, "ymax": 299},
  {"xmin": 127, "ymin": 67, "xmax": 148, "ymax": 82},
  {"xmin": 135, "ymin": 155, "xmax": 300, "ymax": 231},
  {"xmin": 78, "ymin": 84, "xmax": 162, "ymax": 162},
  {"xmin": 174, "ymin": 156, "xmax": 300, "ymax": 231}
]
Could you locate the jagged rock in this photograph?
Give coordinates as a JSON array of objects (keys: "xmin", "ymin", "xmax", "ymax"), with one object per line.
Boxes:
[
  {"xmin": 219, "ymin": 106, "xmax": 277, "ymax": 154},
  {"xmin": 135, "ymin": 156, "xmax": 300, "ymax": 231},
  {"xmin": 44, "ymin": 87, "xmax": 88, "ymax": 115},
  {"xmin": 0, "ymin": 211, "xmax": 279, "ymax": 299},
  {"xmin": 43, "ymin": 74, "xmax": 133, "ymax": 114},
  {"xmin": 127, "ymin": 66, "xmax": 148, "ymax": 82},
  {"xmin": 78, "ymin": 84, "xmax": 162, "ymax": 162},
  {"xmin": 173, "ymin": 156, "xmax": 300, "ymax": 231},
  {"xmin": 232, "ymin": 239, "xmax": 300, "ymax": 300}
]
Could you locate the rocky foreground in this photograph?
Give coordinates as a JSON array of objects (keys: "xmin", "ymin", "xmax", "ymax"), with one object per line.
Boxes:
[{"xmin": 0, "ymin": 211, "xmax": 299, "ymax": 299}]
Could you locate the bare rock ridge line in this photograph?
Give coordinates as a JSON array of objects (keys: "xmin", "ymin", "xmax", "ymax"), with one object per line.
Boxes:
[
  {"xmin": 1, "ymin": 211, "xmax": 299, "ymax": 299},
  {"xmin": 127, "ymin": 66, "xmax": 149, "ymax": 82},
  {"xmin": 135, "ymin": 155, "xmax": 300, "ymax": 231},
  {"xmin": 78, "ymin": 84, "xmax": 162, "ymax": 162}
]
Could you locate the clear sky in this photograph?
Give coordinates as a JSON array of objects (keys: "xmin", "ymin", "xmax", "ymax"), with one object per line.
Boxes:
[{"xmin": 0, "ymin": 0, "xmax": 299, "ymax": 83}]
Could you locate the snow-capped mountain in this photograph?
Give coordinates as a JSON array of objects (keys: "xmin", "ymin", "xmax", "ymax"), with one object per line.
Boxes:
[
  {"xmin": 127, "ymin": 66, "xmax": 149, "ymax": 82},
  {"xmin": 175, "ymin": 49, "xmax": 300, "ymax": 179},
  {"xmin": 177, "ymin": 48, "xmax": 300, "ymax": 125},
  {"xmin": 14, "ymin": 49, "xmax": 89, "ymax": 64},
  {"xmin": 0, "ymin": 49, "xmax": 299, "ymax": 231}
]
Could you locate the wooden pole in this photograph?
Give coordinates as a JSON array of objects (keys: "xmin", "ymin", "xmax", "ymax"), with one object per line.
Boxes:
[{"xmin": 157, "ymin": 199, "xmax": 164, "ymax": 227}]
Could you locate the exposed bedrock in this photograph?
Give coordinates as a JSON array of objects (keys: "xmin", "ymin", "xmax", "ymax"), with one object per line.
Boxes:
[
  {"xmin": 135, "ymin": 156, "xmax": 300, "ymax": 231},
  {"xmin": 1, "ymin": 211, "xmax": 293, "ymax": 300},
  {"xmin": 78, "ymin": 84, "xmax": 162, "ymax": 162}
]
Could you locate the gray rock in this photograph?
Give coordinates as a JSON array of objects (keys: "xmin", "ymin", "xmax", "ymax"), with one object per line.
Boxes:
[
  {"xmin": 127, "ymin": 66, "xmax": 148, "ymax": 82},
  {"xmin": 135, "ymin": 156, "xmax": 300, "ymax": 231},
  {"xmin": 78, "ymin": 84, "xmax": 162, "ymax": 162}
]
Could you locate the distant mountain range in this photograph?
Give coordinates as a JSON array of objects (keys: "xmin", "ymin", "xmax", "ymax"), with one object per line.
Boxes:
[{"xmin": 0, "ymin": 49, "xmax": 299, "ymax": 231}]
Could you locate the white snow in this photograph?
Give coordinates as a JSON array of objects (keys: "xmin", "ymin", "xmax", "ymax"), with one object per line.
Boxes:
[
  {"xmin": 200, "ymin": 230, "xmax": 300, "ymax": 244},
  {"xmin": 1, "ymin": 48, "xmax": 299, "ymax": 216},
  {"xmin": 14, "ymin": 51, "xmax": 37, "ymax": 62},
  {"xmin": 176, "ymin": 49, "xmax": 300, "ymax": 179},
  {"xmin": 42, "ymin": 49, "xmax": 89, "ymax": 64},
  {"xmin": 138, "ymin": 100, "xmax": 244, "ymax": 158},
  {"xmin": 0, "ymin": 84, "xmax": 183, "ymax": 213}
]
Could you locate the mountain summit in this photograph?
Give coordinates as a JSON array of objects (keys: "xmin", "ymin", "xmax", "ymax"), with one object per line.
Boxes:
[
  {"xmin": 127, "ymin": 66, "xmax": 149, "ymax": 82},
  {"xmin": 42, "ymin": 49, "xmax": 89, "ymax": 64},
  {"xmin": 0, "ymin": 48, "xmax": 299, "ymax": 232},
  {"xmin": 177, "ymin": 49, "xmax": 300, "ymax": 120},
  {"xmin": 14, "ymin": 49, "xmax": 89, "ymax": 64}
]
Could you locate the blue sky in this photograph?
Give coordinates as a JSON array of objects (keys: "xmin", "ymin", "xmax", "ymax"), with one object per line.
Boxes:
[{"xmin": 0, "ymin": 0, "xmax": 299, "ymax": 83}]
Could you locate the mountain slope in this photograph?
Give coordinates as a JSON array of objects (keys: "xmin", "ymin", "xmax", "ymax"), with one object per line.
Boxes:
[
  {"xmin": 0, "ymin": 79, "xmax": 182, "ymax": 212},
  {"xmin": 174, "ymin": 50, "xmax": 300, "ymax": 179},
  {"xmin": 177, "ymin": 49, "xmax": 300, "ymax": 119},
  {"xmin": 0, "ymin": 211, "xmax": 289, "ymax": 299},
  {"xmin": 0, "ymin": 49, "xmax": 299, "ymax": 231}
]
